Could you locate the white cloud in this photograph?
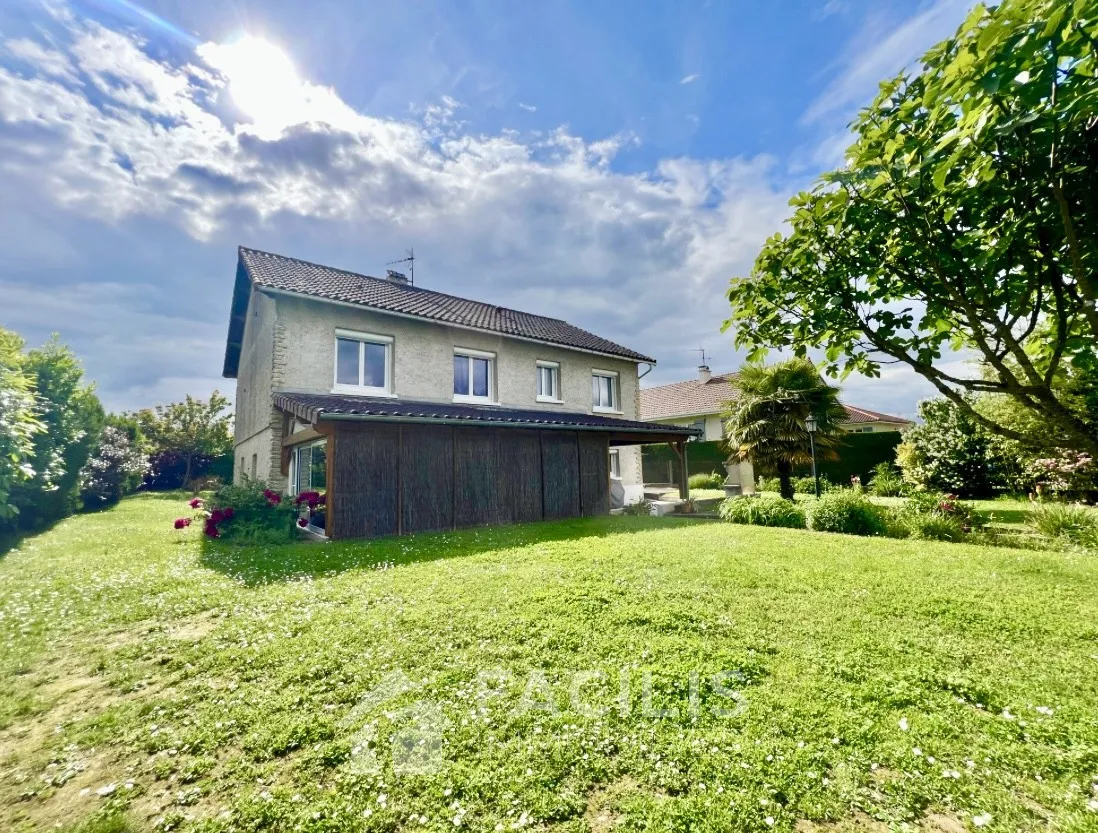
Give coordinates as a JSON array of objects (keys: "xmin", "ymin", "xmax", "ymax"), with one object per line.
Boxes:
[
  {"xmin": 0, "ymin": 8, "xmax": 944, "ymax": 416},
  {"xmin": 802, "ymin": 0, "xmax": 973, "ymax": 125},
  {"xmin": 0, "ymin": 12, "xmax": 803, "ymax": 410},
  {"xmin": 679, "ymin": 73, "xmax": 700, "ymax": 85},
  {"xmin": 517, "ymin": 102, "xmax": 537, "ymax": 112}
]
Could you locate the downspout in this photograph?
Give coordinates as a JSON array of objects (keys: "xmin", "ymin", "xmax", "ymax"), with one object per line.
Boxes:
[{"xmin": 638, "ymin": 362, "xmax": 654, "ymax": 381}]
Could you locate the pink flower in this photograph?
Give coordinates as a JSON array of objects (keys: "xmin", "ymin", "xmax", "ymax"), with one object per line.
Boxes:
[
  {"xmin": 297, "ymin": 518, "xmax": 308, "ymax": 528},
  {"xmin": 204, "ymin": 520, "xmax": 219, "ymax": 538},
  {"xmin": 188, "ymin": 497, "xmax": 202, "ymax": 508},
  {"xmin": 173, "ymin": 517, "xmax": 192, "ymax": 529},
  {"xmin": 263, "ymin": 489, "xmax": 282, "ymax": 505}
]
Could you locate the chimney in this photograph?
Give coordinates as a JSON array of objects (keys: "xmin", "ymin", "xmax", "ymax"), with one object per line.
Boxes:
[
  {"xmin": 698, "ymin": 365, "xmax": 711, "ymax": 383},
  {"xmin": 385, "ymin": 269, "xmax": 409, "ymax": 285}
]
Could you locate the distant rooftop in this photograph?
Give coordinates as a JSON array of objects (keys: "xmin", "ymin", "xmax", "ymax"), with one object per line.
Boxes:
[
  {"xmin": 639, "ymin": 369, "xmax": 912, "ymax": 426},
  {"xmin": 224, "ymin": 247, "xmax": 654, "ymax": 377}
]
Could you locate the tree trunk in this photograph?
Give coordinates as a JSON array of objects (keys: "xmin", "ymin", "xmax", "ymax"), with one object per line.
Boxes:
[
  {"xmin": 777, "ymin": 460, "xmax": 794, "ymax": 501},
  {"xmin": 183, "ymin": 452, "xmax": 194, "ymax": 491}
]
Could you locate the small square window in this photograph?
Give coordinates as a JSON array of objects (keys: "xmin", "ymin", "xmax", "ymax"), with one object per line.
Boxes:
[
  {"xmin": 536, "ymin": 361, "xmax": 560, "ymax": 401},
  {"xmin": 333, "ymin": 331, "xmax": 393, "ymax": 394},
  {"xmin": 454, "ymin": 350, "xmax": 494, "ymax": 402}
]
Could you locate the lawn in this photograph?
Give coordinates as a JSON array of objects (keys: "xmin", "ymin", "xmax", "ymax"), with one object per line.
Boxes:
[{"xmin": 2, "ymin": 495, "xmax": 1097, "ymax": 833}]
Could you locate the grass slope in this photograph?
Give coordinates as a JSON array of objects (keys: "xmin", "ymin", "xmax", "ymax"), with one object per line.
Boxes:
[{"xmin": 1, "ymin": 494, "xmax": 1097, "ymax": 832}]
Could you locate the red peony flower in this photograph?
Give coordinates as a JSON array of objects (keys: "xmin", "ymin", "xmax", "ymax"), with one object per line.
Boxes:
[
  {"xmin": 209, "ymin": 508, "xmax": 225, "ymax": 524},
  {"xmin": 263, "ymin": 489, "xmax": 282, "ymax": 505},
  {"xmin": 174, "ymin": 517, "xmax": 192, "ymax": 529},
  {"xmin": 297, "ymin": 518, "xmax": 308, "ymax": 527},
  {"xmin": 204, "ymin": 520, "xmax": 219, "ymax": 538},
  {"xmin": 189, "ymin": 497, "xmax": 202, "ymax": 508},
  {"xmin": 317, "ymin": 493, "xmax": 327, "ymax": 506},
  {"xmin": 222, "ymin": 507, "xmax": 235, "ymax": 520}
]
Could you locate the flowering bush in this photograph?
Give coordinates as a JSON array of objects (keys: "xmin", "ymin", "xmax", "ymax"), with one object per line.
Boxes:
[
  {"xmin": 889, "ymin": 491, "xmax": 985, "ymax": 541},
  {"xmin": 1029, "ymin": 451, "xmax": 1097, "ymax": 498},
  {"xmin": 172, "ymin": 479, "xmax": 297, "ymax": 544},
  {"xmin": 79, "ymin": 426, "xmax": 147, "ymax": 509}
]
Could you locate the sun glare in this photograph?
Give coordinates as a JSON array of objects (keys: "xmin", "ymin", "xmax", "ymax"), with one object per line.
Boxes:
[{"xmin": 200, "ymin": 35, "xmax": 306, "ymax": 136}]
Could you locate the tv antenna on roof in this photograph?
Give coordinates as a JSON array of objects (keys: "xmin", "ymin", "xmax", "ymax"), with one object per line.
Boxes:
[
  {"xmin": 387, "ymin": 248, "xmax": 415, "ymax": 286},
  {"xmin": 695, "ymin": 347, "xmax": 710, "ymax": 367}
]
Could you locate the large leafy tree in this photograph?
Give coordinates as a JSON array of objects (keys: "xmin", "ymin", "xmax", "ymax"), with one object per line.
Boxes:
[
  {"xmin": 725, "ymin": 0, "xmax": 1098, "ymax": 455},
  {"xmin": 7, "ymin": 335, "xmax": 104, "ymax": 530},
  {"xmin": 0, "ymin": 328, "xmax": 44, "ymax": 521},
  {"xmin": 723, "ymin": 358, "xmax": 847, "ymax": 499},
  {"xmin": 137, "ymin": 392, "xmax": 233, "ymax": 487}
]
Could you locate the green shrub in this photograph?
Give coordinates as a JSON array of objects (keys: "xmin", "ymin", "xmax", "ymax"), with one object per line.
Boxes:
[
  {"xmin": 206, "ymin": 479, "xmax": 298, "ymax": 544},
  {"xmin": 868, "ymin": 462, "xmax": 906, "ymax": 497},
  {"xmin": 688, "ymin": 471, "xmax": 725, "ymax": 490},
  {"xmin": 622, "ymin": 499, "xmax": 652, "ymax": 516},
  {"xmin": 887, "ymin": 491, "xmax": 984, "ymax": 541},
  {"xmin": 718, "ymin": 495, "xmax": 806, "ymax": 529},
  {"xmin": 1029, "ymin": 502, "xmax": 1098, "ymax": 548},
  {"xmin": 903, "ymin": 491, "xmax": 984, "ymax": 531},
  {"xmin": 793, "ymin": 474, "xmax": 833, "ymax": 494},
  {"xmin": 904, "ymin": 511, "xmax": 965, "ymax": 542},
  {"xmin": 757, "ymin": 475, "xmax": 832, "ymax": 494},
  {"xmin": 807, "ymin": 489, "xmax": 890, "ymax": 536}
]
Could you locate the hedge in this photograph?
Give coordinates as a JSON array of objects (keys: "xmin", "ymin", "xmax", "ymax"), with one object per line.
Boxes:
[
  {"xmin": 641, "ymin": 432, "xmax": 902, "ymax": 486},
  {"xmin": 796, "ymin": 432, "xmax": 902, "ymax": 485},
  {"xmin": 641, "ymin": 441, "xmax": 728, "ymax": 484}
]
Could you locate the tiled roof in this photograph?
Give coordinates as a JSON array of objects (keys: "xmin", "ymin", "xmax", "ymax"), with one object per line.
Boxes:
[
  {"xmin": 638, "ymin": 372, "xmax": 912, "ymax": 426},
  {"xmin": 224, "ymin": 247, "xmax": 653, "ymax": 376},
  {"xmin": 840, "ymin": 405, "xmax": 913, "ymax": 425},
  {"xmin": 273, "ymin": 392, "xmax": 701, "ymax": 438},
  {"xmin": 638, "ymin": 373, "xmax": 741, "ymax": 420}
]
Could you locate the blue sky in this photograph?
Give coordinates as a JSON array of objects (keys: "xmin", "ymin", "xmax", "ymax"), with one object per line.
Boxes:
[{"xmin": 0, "ymin": 0, "xmax": 977, "ymax": 415}]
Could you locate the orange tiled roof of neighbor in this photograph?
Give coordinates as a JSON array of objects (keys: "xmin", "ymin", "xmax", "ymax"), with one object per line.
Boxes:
[{"xmin": 638, "ymin": 369, "xmax": 913, "ymax": 426}]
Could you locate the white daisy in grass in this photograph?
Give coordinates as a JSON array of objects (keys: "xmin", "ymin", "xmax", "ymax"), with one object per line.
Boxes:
[
  {"xmin": 899, "ymin": 717, "xmax": 909, "ymax": 731},
  {"xmin": 973, "ymin": 813, "xmax": 993, "ymax": 827}
]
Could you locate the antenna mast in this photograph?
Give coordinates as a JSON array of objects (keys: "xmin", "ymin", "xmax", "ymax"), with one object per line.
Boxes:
[
  {"xmin": 694, "ymin": 347, "xmax": 710, "ymax": 367},
  {"xmin": 387, "ymin": 248, "xmax": 415, "ymax": 286}
]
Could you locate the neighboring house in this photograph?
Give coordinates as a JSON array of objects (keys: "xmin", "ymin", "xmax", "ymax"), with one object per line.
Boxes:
[
  {"xmin": 222, "ymin": 247, "xmax": 696, "ymax": 539},
  {"xmin": 639, "ymin": 366, "xmax": 914, "ymax": 440},
  {"xmin": 638, "ymin": 365, "xmax": 914, "ymax": 490}
]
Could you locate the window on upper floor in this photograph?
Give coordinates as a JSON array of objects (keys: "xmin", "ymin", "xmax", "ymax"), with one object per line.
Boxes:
[
  {"xmin": 454, "ymin": 348, "xmax": 494, "ymax": 403},
  {"xmin": 591, "ymin": 370, "xmax": 618, "ymax": 412},
  {"xmin": 333, "ymin": 329, "xmax": 393, "ymax": 395},
  {"xmin": 536, "ymin": 360, "xmax": 561, "ymax": 402}
]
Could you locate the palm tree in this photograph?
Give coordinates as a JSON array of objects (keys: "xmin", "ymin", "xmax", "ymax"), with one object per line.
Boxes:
[{"xmin": 723, "ymin": 358, "xmax": 847, "ymax": 500}]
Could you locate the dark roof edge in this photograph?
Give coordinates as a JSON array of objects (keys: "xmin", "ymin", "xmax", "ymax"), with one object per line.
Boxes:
[
  {"xmin": 222, "ymin": 256, "xmax": 251, "ymax": 378},
  {"xmin": 258, "ymin": 284, "xmax": 657, "ymax": 365},
  {"xmin": 273, "ymin": 393, "xmax": 700, "ymax": 438}
]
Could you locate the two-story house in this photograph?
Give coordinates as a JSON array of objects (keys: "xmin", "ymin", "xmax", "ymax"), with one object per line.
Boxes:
[{"xmin": 222, "ymin": 247, "xmax": 697, "ymax": 539}]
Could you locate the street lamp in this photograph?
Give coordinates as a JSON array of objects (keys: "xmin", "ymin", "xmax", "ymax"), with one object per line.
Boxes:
[{"xmin": 804, "ymin": 415, "xmax": 821, "ymax": 498}]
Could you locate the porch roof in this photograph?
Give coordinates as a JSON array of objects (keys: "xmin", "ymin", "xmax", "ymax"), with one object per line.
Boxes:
[{"xmin": 273, "ymin": 392, "xmax": 701, "ymax": 445}]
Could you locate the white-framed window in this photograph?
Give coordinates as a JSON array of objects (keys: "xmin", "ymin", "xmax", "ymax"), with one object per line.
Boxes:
[
  {"xmin": 536, "ymin": 360, "xmax": 561, "ymax": 403},
  {"xmin": 591, "ymin": 369, "xmax": 619, "ymax": 412},
  {"xmin": 454, "ymin": 348, "xmax": 495, "ymax": 403},
  {"xmin": 609, "ymin": 448, "xmax": 621, "ymax": 479},
  {"xmin": 333, "ymin": 329, "xmax": 394, "ymax": 395},
  {"xmin": 689, "ymin": 418, "xmax": 705, "ymax": 441},
  {"xmin": 289, "ymin": 439, "xmax": 327, "ymax": 496}
]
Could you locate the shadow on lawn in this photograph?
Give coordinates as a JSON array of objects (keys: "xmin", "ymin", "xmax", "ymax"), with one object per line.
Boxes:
[{"xmin": 200, "ymin": 515, "xmax": 709, "ymax": 586}]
